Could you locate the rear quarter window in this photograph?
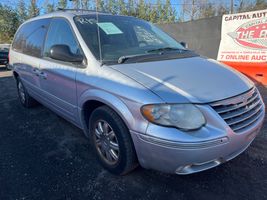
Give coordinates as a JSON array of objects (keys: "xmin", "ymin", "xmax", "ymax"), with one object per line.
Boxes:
[{"xmin": 12, "ymin": 18, "xmax": 51, "ymax": 58}]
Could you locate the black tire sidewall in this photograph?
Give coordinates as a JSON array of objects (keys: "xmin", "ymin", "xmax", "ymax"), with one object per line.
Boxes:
[
  {"xmin": 16, "ymin": 77, "xmax": 34, "ymax": 107},
  {"xmin": 17, "ymin": 77, "xmax": 27, "ymax": 106},
  {"xmin": 89, "ymin": 107, "xmax": 133, "ymax": 175}
]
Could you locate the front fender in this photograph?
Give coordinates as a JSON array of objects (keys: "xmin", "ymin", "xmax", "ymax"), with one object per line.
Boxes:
[{"xmin": 78, "ymin": 89, "xmax": 147, "ymax": 136}]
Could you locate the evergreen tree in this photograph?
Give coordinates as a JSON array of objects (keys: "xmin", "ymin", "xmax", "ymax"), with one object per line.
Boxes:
[
  {"xmin": 127, "ymin": 0, "xmax": 135, "ymax": 16},
  {"xmin": 46, "ymin": 3, "xmax": 55, "ymax": 13},
  {"xmin": 106, "ymin": 0, "xmax": 117, "ymax": 14},
  {"xmin": 137, "ymin": 0, "xmax": 147, "ymax": 20},
  {"xmin": 169, "ymin": 7, "xmax": 176, "ymax": 23},
  {"xmin": 0, "ymin": 4, "xmax": 20, "ymax": 43},
  {"xmin": 157, "ymin": 0, "xmax": 165, "ymax": 23},
  {"xmin": 17, "ymin": 0, "xmax": 27, "ymax": 23},
  {"xmin": 28, "ymin": 0, "xmax": 39, "ymax": 18},
  {"xmin": 58, "ymin": 0, "xmax": 67, "ymax": 9},
  {"xmin": 118, "ymin": 0, "xmax": 127, "ymax": 15},
  {"xmin": 164, "ymin": 0, "xmax": 175, "ymax": 23},
  {"xmin": 96, "ymin": 0, "xmax": 105, "ymax": 12},
  {"xmin": 148, "ymin": 4, "xmax": 158, "ymax": 23}
]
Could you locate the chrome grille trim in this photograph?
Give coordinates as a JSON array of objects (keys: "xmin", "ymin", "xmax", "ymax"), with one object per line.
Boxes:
[
  {"xmin": 227, "ymin": 104, "xmax": 263, "ymax": 126},
  {"xmin": 213, "ymin": 90, "xmax": 258, "ymax": 114},
  {"xmin": 221, "ymin": 98, "xmax": 261, "ymax": 120},
  {"xmin": 210, "ymin": 88, "xmax": 264, "ymax": 133},
  {"xmin": 230, "ymin": 110, "xmax": 262, "ymax": 132}
]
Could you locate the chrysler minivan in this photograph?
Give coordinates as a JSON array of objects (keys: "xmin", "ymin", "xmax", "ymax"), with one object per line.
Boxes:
[{"xmin": 9, "ymin": 10, "xmax": 265, "ymax": 175}]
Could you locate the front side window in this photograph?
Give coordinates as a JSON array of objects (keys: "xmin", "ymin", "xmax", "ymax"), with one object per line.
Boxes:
[
  {"xmin": 44, "ymin": 18, "xmax": 81, "ymax": 58},
  {"xmin": 74, "ymin": 15, "xmax": 187, "ymax": 64}
]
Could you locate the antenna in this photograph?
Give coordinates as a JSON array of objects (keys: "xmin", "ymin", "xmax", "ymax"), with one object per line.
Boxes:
[{"xmin": 96, "ymin": 0, "xmax": 103, "ymax": 64}]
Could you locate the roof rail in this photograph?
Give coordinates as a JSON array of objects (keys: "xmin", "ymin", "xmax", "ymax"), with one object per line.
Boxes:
[{"xmin": 57, "ymin": 8, "xmax": 110, "ymax": 14}]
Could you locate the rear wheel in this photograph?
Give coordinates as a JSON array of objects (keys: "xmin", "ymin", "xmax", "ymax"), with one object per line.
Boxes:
[
  {"xmin": 16, "ymin": 77, "xmax": 38, "ymax": 108},
  {"xmin": 89, "ymin": 106, "xmax": 138, "ymax": 175}
]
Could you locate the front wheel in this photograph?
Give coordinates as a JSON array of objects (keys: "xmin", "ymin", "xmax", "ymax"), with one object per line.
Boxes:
[{"xmin": 89, "ymin": 106, "xmax": 138, "ymax": 175}]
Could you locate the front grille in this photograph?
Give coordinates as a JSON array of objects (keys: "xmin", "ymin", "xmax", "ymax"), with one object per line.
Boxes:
[{"xmin": 210, "ymin": 88, "xmax": 264, "ymax": 133}]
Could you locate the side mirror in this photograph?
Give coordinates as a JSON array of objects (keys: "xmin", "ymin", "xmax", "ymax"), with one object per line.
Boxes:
[
  {"xmin": 49, "ymin": 44, "xmax": 83, "ymax": 63},
  {"xmin": 180, "ymin": 42, "xmax": 188, "ymax": 49}
]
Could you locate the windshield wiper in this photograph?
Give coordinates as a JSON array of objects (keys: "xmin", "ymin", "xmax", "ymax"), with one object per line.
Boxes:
[
  {"xmin": 147, "ymin": 47, "xmax": 186, "ymax": 53},
  {"xmin": 118, "ymin": 54, "xmax": 149, "ymax": 64},
  {"xmin": 117, "ymin": 50, "xmax": 198, "ymax": 64}
]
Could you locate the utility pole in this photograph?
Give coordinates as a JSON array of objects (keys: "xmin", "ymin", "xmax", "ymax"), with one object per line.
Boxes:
[
  {"xmin": 230, "ymin": 0, "xmax": 234, "ymax": 14},
  {"xmin": 191, "ymin": 0, "xmax": 195, "ymax": 21}
]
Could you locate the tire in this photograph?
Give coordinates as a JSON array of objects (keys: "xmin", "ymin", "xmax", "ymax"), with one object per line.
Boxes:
[
  {"xmin": 16, "ymin": 77, "xmax": 38, "ymax": 108},
  {"xmin": 89, "ymin": 106, "xmax": 138, "ymax": 175}
]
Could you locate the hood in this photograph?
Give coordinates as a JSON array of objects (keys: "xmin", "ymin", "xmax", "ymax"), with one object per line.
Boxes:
[{"xmin": 110, "ymin": 57, "xmax": 253, "ymax": 103}]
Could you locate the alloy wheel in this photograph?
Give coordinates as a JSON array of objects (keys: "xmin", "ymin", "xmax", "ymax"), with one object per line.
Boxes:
[{"xmin": 93, "ymin": 120, "xmax": 120, "ymax": 165}]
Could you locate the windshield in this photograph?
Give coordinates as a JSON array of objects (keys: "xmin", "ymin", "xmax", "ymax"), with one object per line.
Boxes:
[{"xmin": 74, "ymin": 15, "xmax": 185, "ymax": 64}]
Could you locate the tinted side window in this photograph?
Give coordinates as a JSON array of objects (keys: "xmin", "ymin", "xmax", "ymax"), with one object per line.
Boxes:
[
  {"xmin": 13, "ymin": 19, "xmax": 50, "ymax": 57},
  {"xmin": 44, "ymin": 18, "xmax": 81, "ymax": 58},
  {"xmin": 12, "ymin": 25, "xmax": 27, "ymax": 52}
]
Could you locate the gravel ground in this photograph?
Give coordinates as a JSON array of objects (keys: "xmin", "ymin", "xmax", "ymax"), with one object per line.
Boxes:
[{"xmin": 0, "ymin": 66, "xmax": 266, "ymax": 200}]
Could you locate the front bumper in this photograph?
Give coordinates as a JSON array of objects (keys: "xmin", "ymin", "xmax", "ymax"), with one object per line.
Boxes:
[{"xmin": 130, "ymin": 108, "xmax": 264, "ymax": 174}]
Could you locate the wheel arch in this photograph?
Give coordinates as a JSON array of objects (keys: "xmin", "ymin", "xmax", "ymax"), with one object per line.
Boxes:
[{"xmin": 78, "ymin": 89, "xmax": 135, "ymax": 138}]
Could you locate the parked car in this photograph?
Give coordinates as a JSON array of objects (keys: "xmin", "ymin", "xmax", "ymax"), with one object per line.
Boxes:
[
  {"xmin": 9, "ymin": 10, "xmax": 265, "ymax": 175},
  {"xmin": 0, "ymin": 44, "xmax": 9, "ymax": 69}
]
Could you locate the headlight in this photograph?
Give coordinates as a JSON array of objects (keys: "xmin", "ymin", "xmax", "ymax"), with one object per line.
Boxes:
[{"xmin": 141, "ymin": 104, "xmax": 206, "ymax": 131}]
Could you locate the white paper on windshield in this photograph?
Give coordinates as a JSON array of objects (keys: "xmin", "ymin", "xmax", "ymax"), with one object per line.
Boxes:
[{"xmin": 97, "ymin": 22, "xmax": 123, "ymax": 35}]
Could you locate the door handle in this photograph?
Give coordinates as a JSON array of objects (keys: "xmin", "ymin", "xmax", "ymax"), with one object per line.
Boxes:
[
  {"xmin": 32, "ymin": 68, "xmax": 39, "ymax": 74},
  {"xmin": 32, "ymin": 68, "xmax": 40, "ymax": 76},
  {"xmin": 39, "ymin": 71, "xmax": 47, "ymax": 79}
]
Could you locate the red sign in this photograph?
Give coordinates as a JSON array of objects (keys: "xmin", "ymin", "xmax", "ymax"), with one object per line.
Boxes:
[
  {"xmin": 228, "ymin": 19, "xmax": 267, "ymax": 49},
  {"xmin": 218, "ymin": 10, "xmax": 267, "ymax": 85}
]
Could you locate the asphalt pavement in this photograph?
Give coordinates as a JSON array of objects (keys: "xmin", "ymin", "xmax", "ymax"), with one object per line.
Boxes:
[{"xmin": 0, "ymin": 66, "xmax": 266, "ymax": 200}]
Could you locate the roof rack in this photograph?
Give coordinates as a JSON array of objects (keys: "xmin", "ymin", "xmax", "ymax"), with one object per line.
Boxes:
[{"xmin": 57, "ymin": 8, "xmax": 110, "ymax": 14}]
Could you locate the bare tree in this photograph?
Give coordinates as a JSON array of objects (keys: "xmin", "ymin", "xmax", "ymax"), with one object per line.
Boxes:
[
  {"xmin": 217, "ymin": 3, "xmax": 228, "ymax": 16},
  {"xmin": 81, "ymin": 0, "xmax": 90, "ymax": 9},
  {"xmin": 71, "ymin": 0, "xmax": 80, "ymax": 9},
  {"xmin": 252, "ymin": 0, "xmax": 267, "ymax": 11},
  {"xmin": 199, "ymin": 0, "xmax": 216, "ymax": 18},
  {"xmin": 182, "ymin": 0, "xmax": 199, "ymax": 21}
]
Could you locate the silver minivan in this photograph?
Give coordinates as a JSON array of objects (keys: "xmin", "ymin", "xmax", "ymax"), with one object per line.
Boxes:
[{"xmin": 9, "ymin": 10, "xmax": 265, "ymax": 175}]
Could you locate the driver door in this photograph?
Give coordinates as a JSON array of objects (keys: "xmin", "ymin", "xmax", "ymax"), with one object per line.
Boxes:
[{"xmin": 39, "ymin": 18, "xmax": 82, "ymax": 123}]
